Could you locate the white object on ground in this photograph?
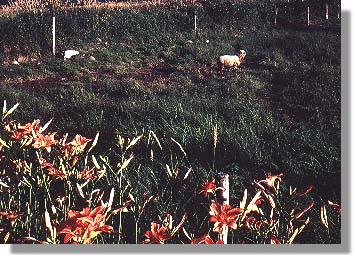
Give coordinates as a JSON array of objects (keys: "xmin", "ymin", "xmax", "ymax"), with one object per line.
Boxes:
[
  {"xmin": 89, "ymin": 56, "xmax": 96, "ymax": 61},
  {"xmin": 64, "ymin": 50, "xmax": 80, "ymax": 61}
]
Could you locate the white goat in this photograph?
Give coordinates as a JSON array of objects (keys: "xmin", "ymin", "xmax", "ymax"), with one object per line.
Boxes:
[{"xmin": 217, "ymin": 50, "xmax": 246, "ymax": 73}]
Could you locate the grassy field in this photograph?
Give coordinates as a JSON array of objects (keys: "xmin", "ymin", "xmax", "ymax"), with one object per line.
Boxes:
[{"xmin": 0, "ymin": 0, "xmax": 341, "ymax": 244}]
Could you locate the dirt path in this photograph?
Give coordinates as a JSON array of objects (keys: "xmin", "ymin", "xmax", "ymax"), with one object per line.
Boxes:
[{"xmin": 0, "ymin": 61, "xmax": 218, "ymax": 91}]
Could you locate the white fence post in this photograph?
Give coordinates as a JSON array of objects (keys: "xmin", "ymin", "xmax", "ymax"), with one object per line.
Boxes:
[
  {"xmin": 215, "ymin": 172, "xmax": 229, "ymax": 244},
  {"xmin": 52, "ymin": 16, "xmax": 56, "ymax": 56}
]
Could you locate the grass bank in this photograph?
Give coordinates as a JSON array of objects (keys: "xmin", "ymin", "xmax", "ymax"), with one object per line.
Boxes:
[{"xmin": 0, "ymin": 1, "xmax": 341, "ymax": 205}]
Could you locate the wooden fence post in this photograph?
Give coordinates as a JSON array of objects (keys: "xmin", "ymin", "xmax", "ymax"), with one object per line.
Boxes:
[
  {"xmin": 307, "ymin": 6, "xmax": 310, "ymax": 26},
  {"xmin": 194, "ymin": 13, "xmax": 197, "ymax": 34},
  {"xmin": 52, "ymin": 16, "xmax": 56, "ymax": 56},
  {"xmin": 337, "ymin": 4, "xmax": 340, "ymax": 19},
  {"xmin": 274, "ymin": 7, "xmax": 278, "ymax": 26},
  {"xmin": 326, "ymin": 3, "xmax": 329, "ymax": 20},
  {"xmin": 215, "ymin": 172, "xmax": 229, "ymax": 244}
]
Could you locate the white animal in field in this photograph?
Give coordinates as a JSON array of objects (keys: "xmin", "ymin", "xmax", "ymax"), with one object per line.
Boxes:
[
  {"xmin": 64, "ymin": 50, "xmax": 79, "ymax": 61},
  {"xmin": 217, "ymin": 50, "xmax": 246, "ymax": 73}
]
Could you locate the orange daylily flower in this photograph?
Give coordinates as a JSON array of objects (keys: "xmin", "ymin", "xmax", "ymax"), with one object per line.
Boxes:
[
  {"xmin": 58, "ymin": 206, "xmax": 112, "ymax": 244},
  {"xmin": 39, "ymin": 158, "xmax": 66, "ymax": 180},
  {"xmin": 78, "ymin": 167, "xmax": 99, "ymax": 181},
  {"xmin": 10, "ymin": 131, "xmax": 26, "ymax": 141},
  {"xmin": 70, "ymin": 134, "xmax": 92, "ymax": 151},
  {"xmin": 143, "ymin": 222, "xmax": 171, "ymax": 244},
  {"xmin": 9, "ymin": 119, "xmax": 40, "ymax": 141},
  {"xmin": 62, "ymin": 134, "xmax": 92, "ymax": 158},
  {"xmin": 18, "ymin": 119, "xmax": 41, "ymax": 135},
  {"xmin": 257, "ymin": 173, "xmax": 283, "ymax": 190},
  {"xmin": 209, "ymin": 201, "xmax": 244, "ymax": 233},
  {"xmin": 32, "ymin": 133, "xmax": 58, "ymax": 152},
  {"xmin": 199, "ymin": 179, "xmax": 216, "ymax": 197},
  {"xmin": 191, "ymin": 234, "xmax": 224, "ymax": 244}
]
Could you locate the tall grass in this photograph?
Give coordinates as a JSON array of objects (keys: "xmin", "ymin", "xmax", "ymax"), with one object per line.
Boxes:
[{"xmin": 0, "ymin": 102, "xmax": 341, "ymax": 243}]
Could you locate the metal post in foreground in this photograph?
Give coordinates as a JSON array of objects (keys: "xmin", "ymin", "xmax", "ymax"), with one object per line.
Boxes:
[{"xmin": 215, "ymin": 172, "xmax": 229, "ymax": 244}]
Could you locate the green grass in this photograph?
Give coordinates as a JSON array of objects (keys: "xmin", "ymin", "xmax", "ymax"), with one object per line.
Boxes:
[
  {"xmin": 0, "ymin": 1, "xmax": 341, "ymax": 243},
  {"xmin": 0, "ymin": 3, "xmax": 341, "ymax": 190}
]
